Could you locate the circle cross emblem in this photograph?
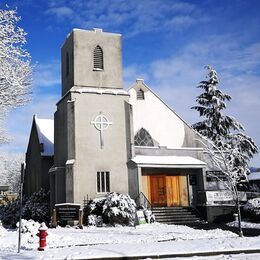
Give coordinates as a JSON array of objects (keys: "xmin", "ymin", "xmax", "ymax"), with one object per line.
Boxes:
[{"xmin": 91, "ymin": 113, "xmax": 112, "ymax": 132}]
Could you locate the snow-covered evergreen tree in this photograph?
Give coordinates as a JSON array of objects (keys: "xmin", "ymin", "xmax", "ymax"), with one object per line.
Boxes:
[
  {"xmin": 192, "ymin": 66, "xmax": 258, "ymax": 236},
  {"xmin": 192, "ymin": 65, "xmax": 257, "ymax": 174},
  {"xmin": 191, "ymin": 66, "xmax": 243, "ymax": 141},
  {"xmin": 0, "ymin": 7, "xmax": 32, "ymax": 143}
]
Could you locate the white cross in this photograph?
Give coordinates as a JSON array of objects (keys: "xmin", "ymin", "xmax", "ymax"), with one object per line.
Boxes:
[{"xmin": 91, "ymin": 112, "xmax": 112, "ymax": 149}]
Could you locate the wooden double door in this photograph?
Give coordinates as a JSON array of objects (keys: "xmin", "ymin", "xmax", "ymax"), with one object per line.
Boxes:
[{"xmin": 150, "ymin": 175, "xmax": 188, "ymax": 207}]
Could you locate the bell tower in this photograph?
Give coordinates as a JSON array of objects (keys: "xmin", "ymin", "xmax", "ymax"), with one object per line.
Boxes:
[
  {"xmin": 52, "ymin": 28, "xmax": 132, "ymax": 207},
  {"xmin": 61, "ymin": 28, "xmax": 123, "ymax": 96}
]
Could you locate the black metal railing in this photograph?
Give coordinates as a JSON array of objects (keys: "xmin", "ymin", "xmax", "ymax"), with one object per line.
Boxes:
[
  {"xmin": 135, "ymin": 192, "xmax": 152, "ymax": 209},
  {"xmin": 83, "ymin": 195, "xmax": 90, "ymax": 208}
]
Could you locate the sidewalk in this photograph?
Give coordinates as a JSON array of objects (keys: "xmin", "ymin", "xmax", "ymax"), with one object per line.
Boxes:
[{"xmin": 2, "ymin": 235, "xmax": 260, "ymax": 260}]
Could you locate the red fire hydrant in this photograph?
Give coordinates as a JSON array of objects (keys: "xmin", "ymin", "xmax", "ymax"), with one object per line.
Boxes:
[{"xmin": 37, "ymin": 222, "xmax": 48, "ymax": 251}]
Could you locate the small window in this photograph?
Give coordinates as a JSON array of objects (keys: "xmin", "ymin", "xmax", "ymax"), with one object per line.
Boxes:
[
  {"xmin": 97, "ymin": 171, "xmax": 110, "ymax": 193},
  {"xmin": 134, "ymin": 128, "xmax": 154, "ymax": 146},
  {"xmin": 136, "ymin": 89, "xmax": 144, "ymax": 100},
  {"xmin": 93, "ymin": 45, "xmax": 104, "ymax": 70},
  {"xmin": 66, "ymin": 52, "xmax": 69, "ymax": 76}
]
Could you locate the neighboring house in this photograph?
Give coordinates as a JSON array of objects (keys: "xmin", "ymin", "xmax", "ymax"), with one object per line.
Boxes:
[
  {"xmin": 24, "ymin": 115, "xmax": 54, "ymax": 196},
  {"xmin": 24, "ymin": 28, "xmax": 242, "ymax": 222},
  {"xmin": 248, "ymin": 171, "xmax": 260, "ymax": 191}
]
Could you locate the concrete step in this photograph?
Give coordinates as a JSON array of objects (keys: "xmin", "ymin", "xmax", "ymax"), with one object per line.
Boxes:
[
  {"xmin": 152, "ymin": 207, "xmax": 204, "ymax": 225},
  {"xmin": 155, "ymin": 215, "xmax": 200, "ymax": 220},
  {"xmin": 152, "ymin": 211, "xmax": 194, "ymax": 215}
]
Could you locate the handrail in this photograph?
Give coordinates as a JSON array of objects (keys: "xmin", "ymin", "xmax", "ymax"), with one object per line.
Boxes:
[{"xmin": 135, "ymin": 192, "xmax": 152, "ymax": 209}]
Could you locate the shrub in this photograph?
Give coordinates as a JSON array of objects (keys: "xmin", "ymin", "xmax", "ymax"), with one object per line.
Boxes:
[
  {"xmin": 0, "ymin": 199, "xmax": 20, "ymax": 227},
  {"xmin": 243, "ymin": 198, "xmax": 260, "ymax": 221},
  {"xmin": 84, "ymin": 192, "xmax": 136, "ymax": 226},
  {"xmin": 0, "ymin": 189, "xmax": 50, "ymax": 227},
  {"xmin": 22, "ymin": 189, "xmax": 50, "ymax": 224}
]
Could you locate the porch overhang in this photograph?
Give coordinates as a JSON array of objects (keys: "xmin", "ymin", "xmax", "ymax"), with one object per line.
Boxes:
[{"xmin": 131, "ymin": 155, "xmax": 206, "ymax": 168}]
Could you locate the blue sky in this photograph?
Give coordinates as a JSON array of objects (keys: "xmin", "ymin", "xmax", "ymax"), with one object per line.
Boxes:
[{"xmin": 1, "ymin": 0, "xmax": 260, "ymax": 166}]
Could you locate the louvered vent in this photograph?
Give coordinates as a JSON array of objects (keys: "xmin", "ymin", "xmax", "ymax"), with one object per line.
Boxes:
[
  {"xmin": 137, "ymin": 89, "xmax": 145, "ymax": 100},
  {"xmin": 93, "ymin": 45, "xmax": 104, "ymax": 70}
]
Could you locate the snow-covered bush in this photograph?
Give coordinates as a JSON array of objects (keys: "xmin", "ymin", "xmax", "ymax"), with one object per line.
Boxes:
[
  {"xmin": 87, "ymin": 214, "xmax": 103, "ymax": 227},
  {"xmin": 0, "ymin": 189, "xmax": 50, "ymax": 227},
  {"xmin": 243, "ymin": 198, "xmax": 260, "ymax": 221},
  {"xmin": 22, "ymin": 189, "xmax": 50, "ymax": 224},
  {"xmin": 103, "ymin": 192, "xmax": 136, "ymax": 226},
  {"xmin": 0, "ymin": 199, "xmax": 20, "ymax": 227},
  {"xmin": 84, "ymin": 192, "xmax": 136, "ymax": 226}
]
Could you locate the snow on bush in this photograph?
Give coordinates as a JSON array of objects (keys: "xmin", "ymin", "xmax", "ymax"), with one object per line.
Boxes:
[
  {"xmin": 22, "ymin": 189, "xmax": 50, "ymax": 224},
  {"xmin": 0, "ymin": 199, "xmax": 20, "ymax": 227},
  {"xmin": 0, "ymin": 189, "xmax": 50, "ymax": 227},
  {"xmin": 87, "ymin": 215, "xmax": 103, "ymax": 226},
  {"xmin": 103, "ymin": 193, "xmax": 136, "ymax": 226},
  {"xmin": 84, "ymin": 192, "xmax": 136, "ymax": 226},
  {"xmin": 243, "ymin": 198, "xmax": 260, "ymax": 220}
]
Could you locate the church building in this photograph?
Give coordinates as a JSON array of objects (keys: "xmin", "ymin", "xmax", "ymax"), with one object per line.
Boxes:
[{"xmin": 25, "ymin": 28, "xmax": 242, "ymax": 223}]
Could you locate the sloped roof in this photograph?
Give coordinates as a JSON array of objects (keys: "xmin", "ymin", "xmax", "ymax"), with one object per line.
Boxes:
[
  {"xmin": 248, "ymin": 171, "xmax": 260, "ymax": 181},
  {"xmin": 34, "ymin": 116, "xmax": 54, "ymax": 156},
  {"xmin": 131, "ymin": 155, "xmax": 206, "ymax": 168}
]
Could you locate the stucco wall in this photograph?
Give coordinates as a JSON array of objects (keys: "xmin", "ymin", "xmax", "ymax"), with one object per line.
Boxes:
[
  {"xmin": 66, "ymin": 92, "xmax": 130, "ymax": 204},
  {"xmin": 61, "ymin": 29, "xmax": 123, "ymax": 96},
  {"xmin": 53, "ymin": 94, "xmax": 72, "ymax": 205},
  {"xmin": 129, "ymin": 80, "xmax": 198, "ymax": 148}
]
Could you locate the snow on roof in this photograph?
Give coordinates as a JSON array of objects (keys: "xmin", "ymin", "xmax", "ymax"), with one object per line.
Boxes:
[
  {"xmin": 131, "ymin": 155, "xmax": 206, "ymax": 168},
  {"xmin": 248, "ymin": 171, "xmax": 260, "ymax": 181},
  {"xmin": 34, "ymin": 116, "xmax": 54, "ymax": 156}
]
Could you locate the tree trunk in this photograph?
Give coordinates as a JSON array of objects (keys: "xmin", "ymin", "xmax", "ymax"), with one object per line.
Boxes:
[{"xmin": 234, "ymin": 186, "xmax": 243, "ymax": 237}]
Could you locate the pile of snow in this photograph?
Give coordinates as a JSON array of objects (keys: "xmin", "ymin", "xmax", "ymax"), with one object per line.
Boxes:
[
  {"xmin": 227, "ymin": 220, "xmax": 260, "ymax": 229},
  {"xmin": 16, "ymin": 219, "xmax": 40, "ymax": 245},
  {"xmin": 0, "ymin": 221, "xmax": 7, "ymax": 237},
  {"xmin": 16, "ymin": 219, "xmax": 40, "ymax": 234}
]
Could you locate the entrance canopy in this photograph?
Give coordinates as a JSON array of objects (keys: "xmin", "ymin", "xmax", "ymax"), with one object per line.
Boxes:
[{"xmin": 131, "ymin": 155, "xmax": 206, "ymax": 168}]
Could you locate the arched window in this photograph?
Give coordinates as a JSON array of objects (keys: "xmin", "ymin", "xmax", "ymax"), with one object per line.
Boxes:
[
  {"xmin": 134, "ymin": 128, "xmax": 154, "ymax": 146},
  {"xmin": 66, "ymin": 52, "xmax": 69, "ymax": 76},
  {"xmin": 93, "ymin": 45, "xmax": 104, "ymax": 70},
  {"xmin": 136, "ymin": 89, "xmax": 144, "ymax": 100}
]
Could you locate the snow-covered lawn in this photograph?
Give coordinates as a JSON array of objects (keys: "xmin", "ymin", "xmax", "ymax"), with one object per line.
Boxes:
[
  {"xmin": 1, "ymin": 222, "xmax": 260, "ymax": 259},
  {"xmin": 228, "ymin": 220, "xmax": 260, "ymax": 229}
]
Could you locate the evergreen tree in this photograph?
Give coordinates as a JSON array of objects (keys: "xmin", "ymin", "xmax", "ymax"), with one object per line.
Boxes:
[
  {"xmin": 192, "ymin": 65, "xmax": 258, "ymax": 237},
  {"xmin": 191, "ymin": 65, "xmax": 243, "ymax": 142},
  {"xmin": 191, "ymin": 65, "xmax": 257, "ymax": 168}
]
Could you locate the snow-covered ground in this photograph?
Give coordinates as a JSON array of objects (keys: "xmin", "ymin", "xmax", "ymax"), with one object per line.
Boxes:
[{"xmin": 1, "ymin": 221, "xmax": 260, "ymax": 259}]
